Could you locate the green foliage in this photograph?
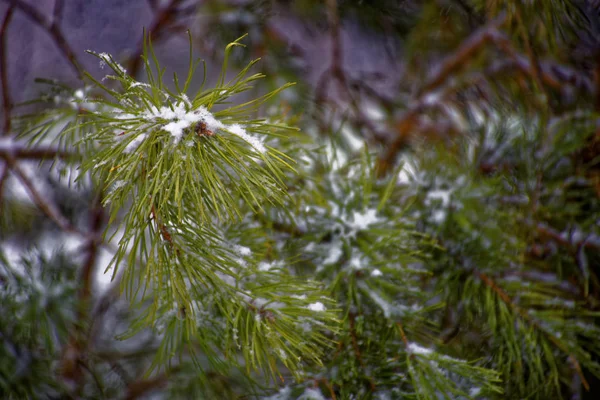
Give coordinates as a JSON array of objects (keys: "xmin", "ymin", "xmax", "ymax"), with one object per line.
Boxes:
[
  {"xmin": 0, "ymin": 250, "xmax": 78, "ymax": 398},
  {"xmin": 10, "ymin": 33, "xmax": 339, "ymax": 391},
  {"xmin": 3, "ymin": 1, "xmax": 600, "ymax": 399}
]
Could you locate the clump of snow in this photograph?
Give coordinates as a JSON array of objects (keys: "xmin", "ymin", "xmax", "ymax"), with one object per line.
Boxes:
[
  {"xmin": 407, "ymin": 342, "xmax": 433, "ymax": 356},
  {"xmin": 128, "ymin": 82, "xmax": 151, "ymax": 89},
  {"xmin": 431, "ymin": 209, "xmax": 446, "ymax": 224},
  {"xmin": 299, "ymin": 388, "xmax": 326, "ymax": 400},
  {"xmin": 371, "ymin": 269, "xmax": 382, "ymax": 277},
  {"xmin": 258, "ymin": 260, "xmax": 285, "ymax": 272},
  {"xmin": 323, "ymin": 240, "xmax": 343, "ymax": 264},
  {"xmin": 278, "ymin": 349, "xmax": 287, "ymax": 360},
  {"xmin": 142, "ymin": 104, "xmax": 224, "ymax": 144},
  {"xmin": 163, "ymin": 120, "xmax": 190, "ymax": 142},
  {"xmin": 426, "ymin": 189, "xmax": 452, "ymax": 208},
  {"xmin": 227, "ymin": 124, "xmax": 266, "ymax": 154},
  {"xmin": 258, "ymin": 261, "xmax": 273, "ymax": 271},
  {"xmin": 349, "ymin": 208, "xmax": 380, "ymax": 230},
  {"xmin": 349, "ymin": 256, "xmax": 363, "ymax": 270},
  {"xmin": 307, "ymin": 302, "xmax": 326, "ymax": 312},
  {"xmin": 233, "ymin": 245, "xmax": 252, "ymax": 256},
  {"xmin": 263, "ymin": 386, "xmax": 291, "ymax": 400}
]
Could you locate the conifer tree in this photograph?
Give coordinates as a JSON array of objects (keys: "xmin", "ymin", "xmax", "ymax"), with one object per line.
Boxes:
[{"xmin": 1, "ymin": 1, "xmax": 600, "ymax": 399}]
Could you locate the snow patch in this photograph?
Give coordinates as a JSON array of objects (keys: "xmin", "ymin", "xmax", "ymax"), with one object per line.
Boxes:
[
  {"xmin": 349, "ymin": 208, "xmax": 379, "ymax": 230},
  {"xmin": 407, "ymin": 342, "xmax": 433, "ymax": 356},
  {"xmin": 307, "ymin": 302, "xmax": 326, "ymax": 312},
  {"xmin": 226, "ymin": 124, "xmax": 266, "ymax": 154},
  {"xmin": 299, "ymin": 388, "xmax": 326, "ymax": 400}
]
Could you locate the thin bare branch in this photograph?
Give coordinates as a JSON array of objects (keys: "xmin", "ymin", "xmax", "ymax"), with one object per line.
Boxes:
[
  {"xmin": 52, "ymin": 0, "xmax": 64, "ymax": 24},
  {"xmin": 417, "ymin": 12, "xmax": 507, "ymax": 97},
  {"xmin": 4, "ymin": 154, "xmax": 78, "ymax": 233},
  {"xmin": 125, "ymin": 369, "xmax": 179, "ymax": 400},
  {"xmin": 0, "ymin": 5, "xmax": 14, "ymax": 135},
  {"xmin": 0, "ymin": 142, "xmax": 75, "ymax": 160},
  {"xmin": 127, "ymin": 0, "xmax": 185, "ymax": 78},
  {"xmin": 376, "ymin": 12, "xmax": 595, "ymax": 177},
  {"xmin": 2, "ymin": 0, "xmax": 82, "ymax": 78},
  {"xmin": 60, "ymin": 192, "xmax": 105, "ymax": 390},
  {"xmin": 0, "ymin": 160, "xmax": 8, "ymax": 215}
]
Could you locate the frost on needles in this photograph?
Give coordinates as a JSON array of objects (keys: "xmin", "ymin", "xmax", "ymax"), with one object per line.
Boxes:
[{"xmin": 30, "ymin": 33, "xmax": 339, "ymax": 383}]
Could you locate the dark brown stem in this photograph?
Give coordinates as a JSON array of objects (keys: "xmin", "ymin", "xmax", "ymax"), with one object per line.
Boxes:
[
  {"xmin": 125, "ymin": 369, "xmax": 178, "ymax": 400},
  {"xmin": 52, "ymin": 0, "xmax": 64, "ymax": 23},
  {"xmin": 127, "ymin": 0, "xmax": 185, "ymax": 78},
  {"xmin": 348, "ymin": 312, "xmax": 364, "ymax": 368},
  {"xmin": 0, "ymin": 161, "xmax": 8, "ymax": 216},
  {"xmin": 0, "ymin": 5, "xmax": 14, "ymax": 135},
  {"xmin": 59, "ymin": 193, "xmax": 104, "ymax": 393},
  {"xmin": 316, "ymin": 378, "xmax": 337, "ymax": 400},
  {"xmin": 2, "ymin": 0, "xmax": 83, "ymax": 79},
  {"xmin": 4, "ymin": 154, "xmax": 78, "ymax": 233},
  {"xmin": 376, "ymin": 12, "xmax": 594, "ymax": 177},
  {"xmin": 417, "ymin": 12, "xmax": 507, "ymax": 97},
  {"xmin": 0, "ymin": 143, "xmax": 75, "ymax": 160},
  {"xmin": 151, "ymin": 202, "xmax": 174, "ymax": 245}
]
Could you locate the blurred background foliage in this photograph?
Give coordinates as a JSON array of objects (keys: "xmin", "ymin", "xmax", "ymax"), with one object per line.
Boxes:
[{"xmin": 1, "ymin": 0, "xmax": 600, "ymax": 399}]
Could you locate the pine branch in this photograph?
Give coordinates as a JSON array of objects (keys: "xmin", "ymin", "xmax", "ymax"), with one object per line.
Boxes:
[{"xmin": 475, "ymin": 269, "xmax": 590, "ymax": 390}]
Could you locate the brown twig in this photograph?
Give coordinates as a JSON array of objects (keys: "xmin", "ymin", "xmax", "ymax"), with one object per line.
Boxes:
[
  {"xmin": 326, "ymin": 0, "xmax": 343, "ymax": 79},
  {"xmin": 125, "ymin": 369, "xmax": 178, "ymax": 400},
  {"xmin": 0, "ymin": 161, "xmax": 8, "ymax": 215},
  {"xmin": 396, "ymin": 321, "xmax": 410, "ymax": 348},
  {"xmin": 151, "ymin": 202, "xmax": 174, "ymax": 245},
  {"xmin": 0, "ymin": 143, "xmax": 75, "ymax": 160},
  {"xmin": 535, "ymin": 222, "xmax": 600, "ymax": 252},
  {"xmin": 348, "ymin": 312, "xmax": 365, "ymax": 368},
  {"xmin": 52, "ymin": 0, "xmax": 64, "ymax": 23},
  {"xmin": 311, "ymin": 0, "xmax": 395, "ymax": 147},
  {"xmin": 60, "ymin": 192, "xmax": 105, "ymax": 391},
  {"xmin": 377, "ymin": 14, "xmax": 507, "ymax": 176},
  {"xmin": 0, "ymin": 5, "xmax": 14, "ymax": 135},
  {"xmin": 316, "ymin": 378, "xmax": 337, "ymax": 400},
  {"xmin": 513, "ymin": 9, "xmax": 548, "ymax": 105},
  {"xmin": 79, "ymin": 194, "xmax": 104, "ymax": 318},
  {"xmin": 2, "ymin": 0, "xmax": 82, "ymax": 79},
  {"xmin": 4, "ymin": 154, "xmax": 78, "ymax": 233},
  {"xmin": 417, "ymin": 13, "xmax": 507, "ymax": 97},
  {"xmin": 376, "ymin": 12, "xmax": 595, "ymax": 177},
  {"xmin": 348, "ymin": 312, "xmax": 376, "ymax": 391},
  {"xmin": 127, "ymin": 0, "xmax": 185, "ymax": 78}
]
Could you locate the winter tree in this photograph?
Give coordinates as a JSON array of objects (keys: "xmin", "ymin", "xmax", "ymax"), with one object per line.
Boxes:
[{"xmin": 1, "ymin": 0, "xmax": 599, "ymax": 399}]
